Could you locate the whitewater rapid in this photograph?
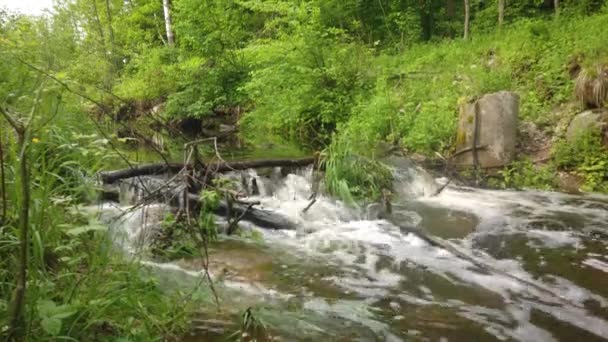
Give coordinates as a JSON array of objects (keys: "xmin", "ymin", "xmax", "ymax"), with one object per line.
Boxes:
[{"xmin": 96, "ymin": 164, "xmax": 608, "ymax": 341}]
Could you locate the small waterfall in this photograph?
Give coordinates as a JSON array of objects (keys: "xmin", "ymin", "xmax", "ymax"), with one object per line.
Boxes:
[
  {"xmin": 97, "ymin": 175, "xmax": 184, "ymax": 254},
  {"xmin": 384, "ymin": 156, "xmax": 440, "ymax": 199},
  {"xmin": 117, "ymin": 176, "xmax": 182, "ymax": 205}
]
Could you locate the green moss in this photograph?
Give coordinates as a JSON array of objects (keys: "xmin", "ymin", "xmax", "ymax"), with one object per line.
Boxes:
[{"xmin": 456, "ymin": 130, "xmax": 468, "ymax": 145}]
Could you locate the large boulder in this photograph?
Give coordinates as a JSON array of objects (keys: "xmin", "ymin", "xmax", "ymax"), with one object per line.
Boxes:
[
  {"xmin": 566, "ymin": 110, "xmax": 608, "ymax": 145},
  {"xmin": 454, "ymin": 91, "xmax": 519, "ymax": 168}
]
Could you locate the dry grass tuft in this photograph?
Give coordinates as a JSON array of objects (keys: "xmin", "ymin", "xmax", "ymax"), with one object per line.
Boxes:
[{"xmin": 574, "ymin": 64, "xmax": 608, "ymax": 109}]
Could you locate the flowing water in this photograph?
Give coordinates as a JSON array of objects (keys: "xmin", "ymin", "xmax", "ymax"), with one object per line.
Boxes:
[{"xmin": 98, "ymin": 163, "xmax": 608, "ymax": 341}]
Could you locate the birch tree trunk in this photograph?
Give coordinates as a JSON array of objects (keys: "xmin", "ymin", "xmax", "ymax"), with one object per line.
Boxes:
[
  {"xmin": 163, "ymin": 0, "xmax": 175, "ymax": 47},
  {"xmin": 498, "ymin": 0, "xmax": 505, "ymax": 28},
  {"xmin": 554, "ymin": 0, "xmax": 560, "ymax": 17},
  {"xmin": 464, "ymin": 0, "xmax": 470, "ymax": 40}
]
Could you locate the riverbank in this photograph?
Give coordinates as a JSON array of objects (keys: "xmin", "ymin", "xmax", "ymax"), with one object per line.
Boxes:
[{"xmin": 114, "ymin": 11, "xmax": 608, "ymax": 197}]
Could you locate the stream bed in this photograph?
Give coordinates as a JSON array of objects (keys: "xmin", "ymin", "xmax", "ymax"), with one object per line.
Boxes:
[{"xmin": 98, "ymin": 165, "xmax": 608, "ymax": 341}]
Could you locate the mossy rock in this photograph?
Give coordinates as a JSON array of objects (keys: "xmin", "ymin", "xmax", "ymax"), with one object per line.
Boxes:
[{"xmin": 566, "ymin": 110, "xmax": 608, "ymax": 146}]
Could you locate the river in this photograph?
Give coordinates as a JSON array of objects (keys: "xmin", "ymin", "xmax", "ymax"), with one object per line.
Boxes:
[{"xmin": 96, "ymin": 162, "xmax": 608, "ymax": 341}]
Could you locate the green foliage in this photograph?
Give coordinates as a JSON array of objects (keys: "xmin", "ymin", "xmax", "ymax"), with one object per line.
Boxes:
[
  {"xmin": 151, "ymin": 189, "xmax": 222, "ymax": 261},
  {"xmin": 577, "ymin": 156, "xmax": 608, "ymax": 192},
  {"xmin": 2, "ymin": 196, "xmax": 196, "ymax": 340},
  {"xmin": 0, "ymin": 121, "xmax": 196, "ymax": 340},
  {"xmin": 165, "ymin": 55, "xmax": 249, "ymax": 118},
  {"xmin": 323, "ymin": 136, "xmax": 393, "ymax": 202},
  {"xmin": 554, "ymin": 132, "xmax": 608, "ymax": 192},
  {"xmin": 241, "ymin": 10, "xmax": 374, "ymax": 145},
  {"xmin": 0, "ymin": 8, "xmax": 202, "ymax": 340},
  {"xmin": 152, "ymin": 213, "xmax": 199, "ymax": 260},
  {"xmin": 36, "ymin": 299, "xmax": 76, "ymax": 336},
  {"xmin": 198, "ymin": 189, "xmax": 219, "ymax": 238},
  {"xmin": 3, "ymin": 2, "xmax": 608, "ymax": 339},
  {"xmin": 493, "ymin": 131, "xmax": 608, "ymax": 193},
  {"xmin": 493, "ymin": 160, "xmax": 557, "ymax": 190},
  {"xmin": 115, "ymin": 47, "xmax": 179, "ymax": 100}
]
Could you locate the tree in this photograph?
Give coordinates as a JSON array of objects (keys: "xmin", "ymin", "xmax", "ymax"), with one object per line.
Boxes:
[
  {"xmin": 447, "ymin": 0, "xmax": 456, "ymax": 18},
  {"xmin": 162, "ymin": 0, "xmax": 174, "ymax": 46},
  {"xmin": 464, "ymin": 0, "xmax": 470, "ymax": 39},
  {"xmin": 554, "ymin": 0, "xmax": 560, "ymax": 17},
  {"xmin": 1, "ymin": 89, "xmax": 40, "ymax": 340},
  {"xmin": 498, "ymin": 0, "xmax": 505, "ymax": 27},
  {"xmin": 104, "ymin": 0, "xmax": 116, "ymax": 52}
]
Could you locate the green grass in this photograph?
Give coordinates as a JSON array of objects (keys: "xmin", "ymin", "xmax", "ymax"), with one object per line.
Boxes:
[
  {"xmin": 343, "ymin": 13, "xmax": 608, "ymax": 156},
  {"xmin": 325, "ymin": 13, "xmax": 608, "ymax": 195},
  {"xmin": 0, "ymin": 112, "xmax": 204, "ymax": 340}
]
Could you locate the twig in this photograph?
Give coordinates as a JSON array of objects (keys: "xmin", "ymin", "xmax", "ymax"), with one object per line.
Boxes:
[
  {"xmin": 3, "ymin": 83, "xmax": 43, "ymax": 340},
  {"xmin": 227, "ymin": 203, "xmax": 254, "ymax": 235},
  {"xmin": 0, "ymin": 128, "xmax": 6, "ymax": 223},
  {"xmin": 12, "ymin": 57, "xmax": 159, "ymax": 196},
  {"xmin": 235, "ymin": 199, "xmax": 260, "ymax": 206},
  {"xmin": 181, "ymin": 138, "xmax": 222, "ymax": 309},
  {"xmin": 451, "ymin": 145, "xmax": 488, "ymax": 159},
  {"xmin": 302, "ymin": 194, "xmax": 317, "ymax": 214},
  {"xmin": 0, "ymin": 106, "xmax": 24, "ymax": 135},
  {"xmin": 430, "ymin": 179, "xmax": 452, "ymax": 197},
  {"xmin": 472, "ymin": 103, "xmax": 482, "ymax": 186}
]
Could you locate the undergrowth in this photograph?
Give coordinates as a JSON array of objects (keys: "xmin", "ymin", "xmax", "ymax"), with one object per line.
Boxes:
[
  {"xmin": 490, "ymin": 131, "xmax": 608, "ymax": 192},
  {"xmin": 0, "ymin": 119, "xmax": 202, "ymax": 340},
  {"xmin": 554, "ymin": 132, "xmax": 608, "ymax": 192}
]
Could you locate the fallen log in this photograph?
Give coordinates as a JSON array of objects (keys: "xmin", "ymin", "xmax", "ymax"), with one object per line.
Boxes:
[
  {"xmin": 186, "ymin": 193, "xmax": 296, "ymax": 230},
  {"xmin": 100, "ymin": 182, "xmax": 295, "ymax": 230},
  {"xmin": 99, "ymin": 157, "xmax": 316, "ymax": 184}
]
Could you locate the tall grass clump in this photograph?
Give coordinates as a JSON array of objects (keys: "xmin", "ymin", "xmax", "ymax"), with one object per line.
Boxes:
[
  {"xmin": 0, "ymin": 109, "xmax": 203, "ymax": 339},
  {"xmin": 323, "ymin": 135, "xmax": 393, "ymax": 203}
]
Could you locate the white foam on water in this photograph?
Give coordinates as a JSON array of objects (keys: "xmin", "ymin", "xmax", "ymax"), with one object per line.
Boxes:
[
  {"xmin": 386, "ymin": 156, "xmax": 439, "ymax": 199},
  {"xmin": 422, "ymin": 187, "xmax": 608, "ymax": 233},
  {"xmin": 97, "ymin": 202, "xmax": 169, "ymax": 253},
  {"xmin": 100, "ymin": 167, "xmax": 608, "ymax": 341},
  {"xmin": 583, "ymin": 258, "xmax": 608, "ymax": 273},
  {"xmin": 525, "ymin": 229, "xmax": 582, "ymax": 249},
  {"xmin": 457, "ymin": 304, "xmax": 558, "ymax": 342},
  {"xmin": 140, "ymin": 260, "xmax": 295, "ymax": 303},
  {"xmin": 244, "ymin": 170, "xmax": 608, "ymax": 341},
  {"xmin": 529, "ymin": 300, "xmax": 608, "ymax": 338},
  {"xmin": 142, "ymin": 260, "xmax": 205, "ymax": 278},
  {"xmin": 253, "ymin": 169, "xmax": 358, "ymax": 224},
  {"xmin": 303, "ymin": 298, "xmax": 403, "ymax": 342}
]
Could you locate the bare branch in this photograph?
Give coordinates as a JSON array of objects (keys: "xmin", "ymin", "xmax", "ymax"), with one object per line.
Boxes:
[{"xmin": 0, "ymin": 106, "xmax": 24, "ymax": 134}]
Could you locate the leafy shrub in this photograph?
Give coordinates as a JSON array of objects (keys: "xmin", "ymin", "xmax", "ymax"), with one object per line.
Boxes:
[
  {"xmin": 494, "ymin": 160, "xmax": 557, "ymax": 190},
  {"xmin": 164, "ymin": 55, "xmax": 249, "ymax": 119},
  {"xmin": 241, "ymin": 11, "xmax": 374, "ymax": 146},
  {"xmin": 115, "ymin": 47, "xmax": 180, "ymax": 101},
  {"xmin": 554, "ymin": 132, "xmax": 608, "ymax": 192}
]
